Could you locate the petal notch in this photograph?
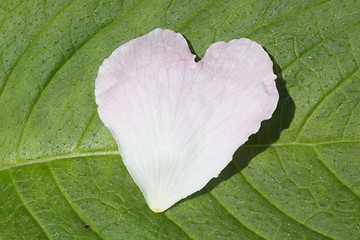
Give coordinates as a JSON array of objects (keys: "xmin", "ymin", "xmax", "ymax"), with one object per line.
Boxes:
[{"xmin": 95, "ymin": 28, "xmax": 278, "ymax": 212}]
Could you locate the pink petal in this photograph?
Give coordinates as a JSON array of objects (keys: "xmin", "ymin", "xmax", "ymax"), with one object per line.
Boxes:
[{"xmin": 95, "ymin": 28, "xmax": 278, "ymax": 212}]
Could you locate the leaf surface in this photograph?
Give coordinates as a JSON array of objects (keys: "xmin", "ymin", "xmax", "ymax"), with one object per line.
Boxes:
[{"xmin": 0, "ymin": 0, "xmax": 359, "ymax": 239}]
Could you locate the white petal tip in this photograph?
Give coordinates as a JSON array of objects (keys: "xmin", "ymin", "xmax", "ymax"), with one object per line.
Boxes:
[
  {"xmin": 147, "ymin": 199, "xmax": 170, "ymax": 213},
  {"xmin": 150, "ymin": 206, "xmax": 166, "ymax": 213}
]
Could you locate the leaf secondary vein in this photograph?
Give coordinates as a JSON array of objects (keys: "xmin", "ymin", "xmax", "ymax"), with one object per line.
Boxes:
[
  {"xmin": 237, "ymin": 163, "xmax": 333, "ymax": 239},
  {"xmin": 294, "ymin": 67, "xmax": 360, "ymax": 141},
  {"xmin": 207, "ymin": 189, "xmax": 266, "ymax": 239},
  {"xmin": 14, "ymin": 0, "xmax": 146, "ymax": 162},
  {"xmin": 46, "ymin": 162, "xmax": 104, "ymax": 238},
  {"xmin": 310, "ymin": 146, "xmax": 360, "ymax": 200},
  {"xmin": 0, "ymin": 1, "xmax": 75, "ymax": 98},
  {"xmin": 7, "ymin": 170, "xmax": 53, "ymax": 239}
]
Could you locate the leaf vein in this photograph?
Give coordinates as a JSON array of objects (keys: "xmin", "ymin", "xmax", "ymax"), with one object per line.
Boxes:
[
  {"xmin": 176, "ymin": 0, "xmax": 218, "ymax": 31},
  {"xmin": 46, "ymin": 162, "xmax": 103, "ymax": 239},
  {"xmin": 2, "ymin": 140, "xmax": 360, "ymax": 171},
  {"xmin": 7, "ymin": 170, "xmax": 53, "ymax": 239},
  {"xmin": 0, "ymin": 0, "xmax": 74, "ymax": 98},
  {"xmin": 207, "ymin": 190, "xmax": 265, "ymax": 239},
  {"xmin": 74, "ymin": 109, "xmax": 98, "ymax": 150},
  {"xmin": 246, "ymin": 0, "xmax": 333, "ymax": 37},
  {"xmin": 310, "ymin": 146, "xmax": 360, "ymax": 200},
  {"xmin": 14, "ymin": 0, "xmax": 145, "ymax": 160},
  {"xmin": 163, "ymin": 213, "xmax": 194, "ymax": 239},
  {"xmin": 294, "ymin": 67, "xmax": 359, "ymax": 141},
  {"xmin": 233, "ymin": 164, "xmax": 333, "ymax": 239},
  {"xmin": 242, "ymin": 173, "xmax": 333, "ymax": 239},
  {"xmin": 281, "ymin": 21, "xmax": 360, "ymax": 73},
  {"xmin": 0, "ymin": 150, "xmax": 119, "ymax": 171}
]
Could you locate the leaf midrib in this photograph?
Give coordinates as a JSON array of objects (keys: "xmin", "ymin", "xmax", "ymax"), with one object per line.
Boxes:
[{"xmin": 1, "ymin": 139, "xmax": 358, "ymax": 172}]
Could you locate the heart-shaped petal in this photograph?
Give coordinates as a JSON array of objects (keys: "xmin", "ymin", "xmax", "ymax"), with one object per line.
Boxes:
[{"xmin": 95, "ymin": 28, "xmax": 278, "ymax": 212}]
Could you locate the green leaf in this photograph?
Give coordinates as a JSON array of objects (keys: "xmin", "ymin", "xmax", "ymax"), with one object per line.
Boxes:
[{"xmin": 0, "ymin": 0, "xmax": 359, "ymax": 239}]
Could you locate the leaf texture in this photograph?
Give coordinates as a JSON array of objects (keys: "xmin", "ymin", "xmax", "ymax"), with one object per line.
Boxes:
[{"xmin": 0, "ymin": 0, "xmax": 359, "ymax": 239}]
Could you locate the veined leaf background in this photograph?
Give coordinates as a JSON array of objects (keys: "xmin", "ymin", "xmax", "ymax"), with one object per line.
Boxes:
[{"xmin": 0, "ymin": 0, "xmax": 359, "ymax": 239}]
